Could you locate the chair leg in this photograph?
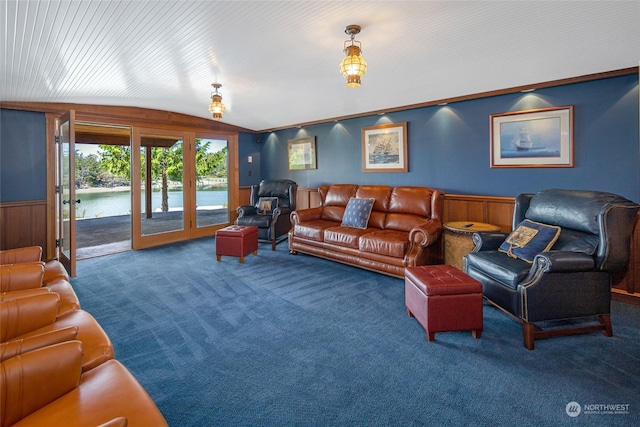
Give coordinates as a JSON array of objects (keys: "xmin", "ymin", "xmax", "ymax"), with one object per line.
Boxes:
[
  {"xmin": 523, "ymin": 322, "xmax": 535, "ymax": 350},
  {"xmin": 271, "ymin": 240, "xmax": 276, "ymax": 251},
  {"xmin": 599, "ymin": 314, "xmax": 613, "ymax": 337}
]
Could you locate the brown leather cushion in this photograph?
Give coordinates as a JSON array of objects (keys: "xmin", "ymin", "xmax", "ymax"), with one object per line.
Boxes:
[
  {"xmin": 388, "ymin": 186, "xmax": 433, "ymax": 217},
  {"xmin": 17, "ymin": 309, "xmax": 114, "ymax": 372},
  {"xmin": 0, "ymin": 293, "xmax": 60, "ymax": 342},
  {"xmin": 0, "ymin": 341, "xmax": 83, "ymax": 427},
  {"xmin": 359, "ymin": 230, "xmax": 408, "ymax": 258},
  {"xmin": 321, "ymin": 185, "xmax": 358, "ymax": 222},
  {"xmin": 384, "ymin": 213, "xmax": 430, "ymax": 232},
  {"xmin": 0, "ymin": 262, "xmax": 45, "ymax": 293},
  {"xmin": 293, "ymin": 220, "xmax": 336, "ymax": 242},
  {"xmin": 0, "ymin": 246, "xmax": 42, "ymax": 264},
  {"xmin": 15, "ymin": 359, "xmax": 168, "ymax": 426},
  {"xmin": 1, "ymin": 326, "xmax": 79, "ymax": 362},
  {"xmin": 324, "ymin": 226, "xmax": 372, "ymax": 249}
]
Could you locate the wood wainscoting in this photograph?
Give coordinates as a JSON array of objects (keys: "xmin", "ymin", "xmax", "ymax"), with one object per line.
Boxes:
[{"xmin": 0, "ymin": 200, "xmax": 49, "ymax": 259}]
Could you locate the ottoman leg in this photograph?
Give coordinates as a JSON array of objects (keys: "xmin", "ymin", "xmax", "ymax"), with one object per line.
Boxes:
[
  {"xmin": 427, "ymin": 331, "xmax": 436, "ymax": 342},
  {"xmin": 472, "ymin": 330, "xmax": 482, "ymax": 339},
  {"xmin": 239, "ymin": 256, "xmax": 244, "ymax": 263},
  {"xmin": 216, "ymin": 255, "xmax": 221, "ymax": 262}
]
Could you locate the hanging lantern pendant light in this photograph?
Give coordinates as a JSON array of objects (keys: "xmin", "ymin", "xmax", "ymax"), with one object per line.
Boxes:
[
  {"xmin": 339, "ymin": 25, "xmax": 367, "ymax": 88},
  {"xmin": 209, "ymin": 83, "xmax": 226, "ymax": 120}
]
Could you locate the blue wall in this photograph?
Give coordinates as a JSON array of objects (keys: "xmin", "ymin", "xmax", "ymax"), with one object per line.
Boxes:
[
  {"xmin": 0, "ymin": 109, "xmax": 47, "ymax": 202},
  {"xmin": 254, "ymin": 74, "xmax": 639, "ymax": 202},
  {"xmin": 238, "ymin": 131, "xmax": 261, "ymax": 187}
]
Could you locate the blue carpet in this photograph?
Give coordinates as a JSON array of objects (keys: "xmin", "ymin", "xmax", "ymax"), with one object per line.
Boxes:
[{"xmin": 71, "ymin": 238, "xmax": 640, "ymax": 426}]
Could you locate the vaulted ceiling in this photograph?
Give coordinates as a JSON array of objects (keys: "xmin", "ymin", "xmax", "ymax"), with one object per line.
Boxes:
[{"xmin": 2, "ymin": 1, "xmax": 638, "ymax": 132}]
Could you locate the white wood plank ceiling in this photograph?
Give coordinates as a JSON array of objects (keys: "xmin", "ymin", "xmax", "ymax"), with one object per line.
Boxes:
[{"xmin": 2, "ymin": 1, "xmax": 638, "ymax": 131}]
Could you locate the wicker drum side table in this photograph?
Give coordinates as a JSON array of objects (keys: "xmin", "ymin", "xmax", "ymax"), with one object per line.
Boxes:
[{"xmin": 444, "ymin": 221, "xmax": 501, "ymax": 270}]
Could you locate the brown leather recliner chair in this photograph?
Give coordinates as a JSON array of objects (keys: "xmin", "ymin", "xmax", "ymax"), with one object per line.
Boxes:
[
  {"xmin": 236, "ymin": 179, "xmax": 298, "ymax": 250},
  {"xmin": 464, "ymin": 189, "xmax": 639, "ymax": 349}
]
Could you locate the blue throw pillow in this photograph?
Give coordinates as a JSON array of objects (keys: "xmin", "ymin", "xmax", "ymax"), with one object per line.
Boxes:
[
  {"xmin": 341, "ymin": 198, "xmax": 375, "ymax": 229},
  {"xmin": 257, "ymin": 197, "xmax": 279, "ymax": 215},
  {"xmin": 499, "ymin": 219, "xmax": 561, "ymax": 263}
]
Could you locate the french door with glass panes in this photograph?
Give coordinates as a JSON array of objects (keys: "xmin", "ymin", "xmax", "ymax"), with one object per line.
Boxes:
[{"xmin": 131, "ymin": 128, "xmax": 235, "ymax": 248}]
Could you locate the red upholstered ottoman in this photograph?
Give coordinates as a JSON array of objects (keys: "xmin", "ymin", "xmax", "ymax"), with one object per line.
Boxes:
[
  {"xmin": 215, "ymin": 225, "xmax": 258, "ymax": 263},
  {"xmin": 405, "ymin": 264, "xmax": 483, "ymax": 341}
]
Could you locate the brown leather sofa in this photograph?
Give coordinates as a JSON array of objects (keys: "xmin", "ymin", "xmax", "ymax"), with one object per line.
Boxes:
[
  {"xmin": 289, "ymin": 184, "xmax": 444, "ymax": 277},
  {"xmin": 0, "ymin": 246, "xmax": 168, "ymax": 426}
]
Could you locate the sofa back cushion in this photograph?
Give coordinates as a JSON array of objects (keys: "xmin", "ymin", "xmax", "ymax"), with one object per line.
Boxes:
[
  {"xmin": 385, "ymin": 187, "xmax": 434, "ymax": 231},
  {"xmin": 0, "ymin": 262, "xmax": 45, "ymax": 293},
  {"xmin": 320, "ymin": 184, "xmax": 358, "ymax": 222},
  {"xmin": 525, "ymin": 189, "xmax": 633, "ymax": 234},
  {"xmin": 355, "ymin": 186, "xmax": 392, "ymax": 229},
  {"xmin": 523, "ymin": 188, "xmax": 639, "ymax": 272}
]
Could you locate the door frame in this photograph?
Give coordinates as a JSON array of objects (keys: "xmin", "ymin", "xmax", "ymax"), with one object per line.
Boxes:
[{"xmin": 56, "ymin": 110, "xmax": 76, "ymax": 277}]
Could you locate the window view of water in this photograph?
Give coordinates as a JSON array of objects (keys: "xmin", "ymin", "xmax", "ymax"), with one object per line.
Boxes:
[{"xmin": 76, "ymin": 189, "xmax": 228, "ymax": 219}]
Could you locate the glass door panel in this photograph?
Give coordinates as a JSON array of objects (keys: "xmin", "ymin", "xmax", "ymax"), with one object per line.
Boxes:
[
  {"xmin": 140, "ymin": 134, "xmax": 185, "ymax": 236},
  {"xmin": 195, "ymin": 138, "xmax": 229, "ymax": 227}
]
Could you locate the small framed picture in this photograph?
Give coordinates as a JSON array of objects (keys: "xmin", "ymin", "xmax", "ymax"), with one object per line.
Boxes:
[
  {"xmin": 490, "ymin": 106, "xmax": 574, "ymax": 168},
  {"xmin": 287, "ymin": 136, "xmax": 317, "ymax": 170},
  {"xmin": 361, "ymin": 122, "xmax": 408, "ymax": 172}
]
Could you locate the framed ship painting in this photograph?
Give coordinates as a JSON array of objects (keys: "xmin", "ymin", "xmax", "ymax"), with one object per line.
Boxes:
[
  {"xmin": 361, "ymin": 122, "xmax": 408, "ymax": 172},
  {"xmin": 490, "ymin": 106, "xmax": 573, "ymax": 168}
]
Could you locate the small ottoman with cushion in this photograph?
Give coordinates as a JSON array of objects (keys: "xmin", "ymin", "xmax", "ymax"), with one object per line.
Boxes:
[
  {"xmin": 405, "ymin": 264, "xmax": 483, "ymax": 341},
  {"xmin": 215, "ymin": 225, "xmax": 259, "ymax": 263}
]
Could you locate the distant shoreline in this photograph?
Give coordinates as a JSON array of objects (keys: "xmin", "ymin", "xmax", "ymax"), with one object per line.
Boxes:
[
  {"xmin": 76, "ymin": 184, "xmax": 227, "ymax": 194},
  {"xmin": 76, "ymin": 187, "xmax": 131, "ymax": 194}
]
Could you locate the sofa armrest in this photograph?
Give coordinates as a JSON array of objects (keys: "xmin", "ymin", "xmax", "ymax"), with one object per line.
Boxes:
[
  {"xmin": 46, "ymin": 279, "xmax": 81, "ymax": 317},
  {"xmin": 1, "ymin": 326, "xmax": 79, "ymax": 362},
  {"xmin": 532, "ymin": 251, "xmax": 596, "ymax": 273},
  {"xmin": 43, "ymin": 260, "xmax": 69, "ymax": 284},
  {"xmin": 409, "ymin": 219, "xmax": 442, "ymax": 247},
  {"xmin": 291, "ymin": 207, "xmax": 324, "ymax": 225},
  {"xmin": 0, "ymin": 341, "xmax": 83, "ymax": 427},
  {"xmin": 236, "ymin": 205, "xmax": 257, "ymax": 218},
  {"xmin": 0, "ymin": 293, "xmax": 60, "ymax": 342},
  {"xmin": 519, "ymin": 252, "xmax": 608, "ymax": 322},
  {"xmin": 471, "ymin": 232, "xmax": 508, "ymax": 252},
  {"xmin": 0, "ymin": 246, "xmax": 42, "ymax": 264}
]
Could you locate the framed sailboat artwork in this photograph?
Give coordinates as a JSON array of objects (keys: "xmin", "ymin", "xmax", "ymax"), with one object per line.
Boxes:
[
  {"xmin": 490, "ymin": 106, "xmax": 573, "ymax": 168},
  {"xmin": 361, "ymin": 122, "xmax": 408, "ymax": 172}
]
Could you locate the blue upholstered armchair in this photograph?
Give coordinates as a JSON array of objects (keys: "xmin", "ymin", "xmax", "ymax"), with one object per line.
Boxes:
[
  {"xmin": 464, "ymin": 189, "xmax": 639, "ymax": 350},
  {"xmin": 235, "ymin": 179, "xmax": 297, "ymax": 250}
]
